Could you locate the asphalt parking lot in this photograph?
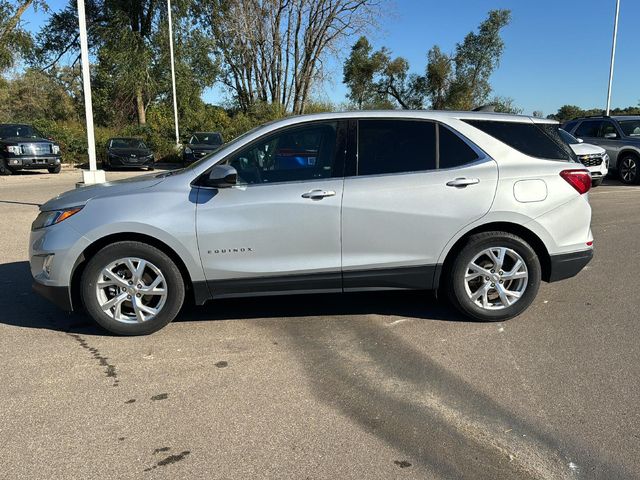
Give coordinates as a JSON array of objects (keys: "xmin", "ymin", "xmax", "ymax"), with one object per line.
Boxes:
[{"xmin": 1, "ymin": 168, "xmax": 638, "ymax": 479}]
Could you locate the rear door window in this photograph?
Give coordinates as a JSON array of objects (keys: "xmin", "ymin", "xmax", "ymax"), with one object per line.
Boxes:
[
  {"xmin": 357, "ymin": 120, "xmax": 436, "ymax": 175},
  {"xmin": 437, "ymin": 125, "xmax": 479, "ymax": 169}
]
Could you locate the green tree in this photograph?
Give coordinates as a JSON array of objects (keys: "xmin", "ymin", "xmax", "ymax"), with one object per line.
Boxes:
[
  {"xmin": 343, "ymin": 37, "xmax": 387, "ymax": 109},
  {"xmin": 35, "ymin": 0, "xmax": 217, "ymax": 127},
  {"xmin": 446, "ymin": 9, "xmax": 511, "ymax": 109},
  {"xmin": 425, "ymin": 46, "xmax": 452, "ymax": 110},
  {"xmin": 0, "ymin": 0, "xmax": 47, "ymax": 72}
]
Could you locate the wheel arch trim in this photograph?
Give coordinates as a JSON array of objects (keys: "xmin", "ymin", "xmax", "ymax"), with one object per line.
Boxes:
[
  {"xmin": 433, "ymin": 219, "xmax": 553, "ymax": 290},
  {"xmin": 70, "ymin": 230, "xmax": 211, "ymax": 311}
]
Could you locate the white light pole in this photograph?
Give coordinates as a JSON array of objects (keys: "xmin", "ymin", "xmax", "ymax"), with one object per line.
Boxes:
[
  {"xmin": 77, "ymin": 0, "xmax": 104, "ymax": 185},
  {"xmin": 167, "ymin": 0, "xmax": 180, "ymax": 147},
  {"xmin": 605, "ymin": 0, "xmax": 620, "ymax": 116}
]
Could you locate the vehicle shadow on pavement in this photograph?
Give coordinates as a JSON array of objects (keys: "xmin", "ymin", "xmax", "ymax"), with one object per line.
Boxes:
[
  {"xmin": 0, "ymin": 261, "xmax": 103, "ymax": 335},
  {"xmin": 179, "ymin": 290, "xmax": 462, "ymax": 324},
  {"xmin": 264, "ymin": 315, "xmax": 631, "ymax": 479}
]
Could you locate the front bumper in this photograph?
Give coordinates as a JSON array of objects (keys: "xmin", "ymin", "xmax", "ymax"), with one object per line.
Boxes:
[
  {"xmin": 547, "ymin": 249, "xmax": 593, "ymax": 282},
  {"xmin": 32, "ymin": 280, "xmax": 73, "ymax": 311},
  {"xmin": 5, "ymin": 156, "xmax": 61, "ymax": 169},
  {"xmin": 107, "ymin": 156, "xmax": 154, "ymax": 168}
]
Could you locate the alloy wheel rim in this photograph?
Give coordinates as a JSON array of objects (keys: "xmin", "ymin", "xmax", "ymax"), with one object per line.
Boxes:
[
  {"xmin": 96, "ymin": 257, "xmax": 168, "ymax": 324},
  {"xmin": 621, "ymin": 158, "xmax": 636, "ymax": 182},
  {"xmin": 464, "ymin": 247, "xmax": 528, "ymax": 310}
]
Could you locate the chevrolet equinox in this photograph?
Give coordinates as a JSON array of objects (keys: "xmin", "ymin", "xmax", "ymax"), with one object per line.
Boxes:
[{"xmin": 30, "ymin": 111, "xmax": 594, "ymax": 335}]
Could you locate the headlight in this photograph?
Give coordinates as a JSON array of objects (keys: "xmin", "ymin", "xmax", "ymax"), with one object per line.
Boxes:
[
  {"xmin": 184, "ymin": 147, "xmax": 192, "ymax": 154},
  {"xmin": 32, "ymin": 206, "xmax": 83, "ymax": 230},
  {"xmin": 5, "ymin": 145, "xmax": 20, "ymax": 155},
  {"xmin": 52, "ymin": 145, "xmax": 60, "ymax": 154}
]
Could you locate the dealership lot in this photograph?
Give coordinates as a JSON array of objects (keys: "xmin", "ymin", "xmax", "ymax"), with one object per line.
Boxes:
[{"xmin": 1, "ymin": 169, "xmax": 639, "ymax": 479}]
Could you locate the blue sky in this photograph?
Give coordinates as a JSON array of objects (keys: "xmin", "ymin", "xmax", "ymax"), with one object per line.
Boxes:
[{"xmin": 21, "ymin": 0, "xmax": 639, "ymax": 116}]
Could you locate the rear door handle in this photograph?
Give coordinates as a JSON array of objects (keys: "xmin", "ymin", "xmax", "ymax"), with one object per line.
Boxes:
[
  {"xmin": 301, "ymin": 189, "xmax": 336, "ymax": 200},
  {"xmin": 446, "ymin": 177, "xmax": 480, "ymax": 188}
]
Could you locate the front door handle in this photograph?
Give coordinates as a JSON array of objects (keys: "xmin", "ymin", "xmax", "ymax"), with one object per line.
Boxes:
[
  {"xmin": 301, "ymin": 189, "xmax": 336, "ymax": 200},
  {"xmin": 446, "ymin": 177, "xmax": 480, "ymax": 188}
]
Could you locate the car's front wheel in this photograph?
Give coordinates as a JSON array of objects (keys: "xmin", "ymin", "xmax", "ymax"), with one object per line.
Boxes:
[
  {"xmin": 618, "ymin": 154, "xmax": 640, "ymax": 184},
  {"xmin": 447, "ymin": 232, "xmax": 541, "ymax": 322},
  {"xmin": 81, "ymin": 241, "xmax": 185, "ymax": 335},
  {"xmin": 48, "ymin": 165, "xmax": 61, "ymax": 174},
  {"xmin": 0, "ymin": 159, "xmax": 13, "ymax": 175}
]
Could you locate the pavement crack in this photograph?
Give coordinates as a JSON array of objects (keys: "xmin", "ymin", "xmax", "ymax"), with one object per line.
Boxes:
[{"xmin": 66, "ymin": 333, "xmax": 119, "ymax": 386}]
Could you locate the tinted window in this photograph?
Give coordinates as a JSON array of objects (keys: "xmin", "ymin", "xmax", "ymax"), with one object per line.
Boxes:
[
  {"xmin": 574, "ymin": 120, "xmax": 602, "ymax": 138},
  {"xmin": 224, "ymin": 123, "xmax": 337, "ymax": 184},
  {"xmin": 110, "ymin": 138, "xmax": 148, "ymax": 149},
  {"xmin": 601, "ymin": 121, "xmax": 619, "ymax": 138},
  {"xmin": 619, "ymin": 120, "xmax": 640, "ymax": 137},
  {"xmin": 358, "ymin": 120, "xmax": 436, "ymax": 175},
  {"xmin": 0, "ymin": 125, "xmax": 40, "ymax": 139},
  {"xmin": 464, "ymin": 120, "xmax": 571, "ymax": 161},
  {"xmin": 438, "ymin": 125, "xmax": 479, "ymax": 169},
  {"xmin": 562, "ymin": 120, "xmax": 578, "ymax": 133}
]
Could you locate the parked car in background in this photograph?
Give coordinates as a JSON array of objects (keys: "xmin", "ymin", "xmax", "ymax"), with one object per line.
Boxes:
[
  {"xmin": 183, "ymin": 132, "xmax": 223, "ymax": 164},
  {"xmin": 103, "ymin": 138, "xmax": 155, "ymax": 171},
  {"xmin": 30, "ymin": 111, "xmax": 594, "ymax": 335},
  {"xmin": 0, "ymin": 123, "xmax": 62, "ymax": 175},
  {"xmin": 563, "ymin": 115, "xmax": 640, "ymax": 184},
  {"xmin": 559, "ymin": 128, "xmax": 608, "ymax": 187}
]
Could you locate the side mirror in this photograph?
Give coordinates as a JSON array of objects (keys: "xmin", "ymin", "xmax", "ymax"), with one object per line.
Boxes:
[
  {"xmin": 206, "ymin": 165, "xmax": 237, "ymax": 188},
  {"xmin": 604, "ymin": 132, "xmax": 618, "ymax": 139},
  {"xmin": 577, "ymin": 138, "xmax": 584, "ymax": 143}
]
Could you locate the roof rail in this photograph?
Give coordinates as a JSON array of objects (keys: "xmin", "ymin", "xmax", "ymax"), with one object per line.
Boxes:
[{"xmin": 472, "ymin": 105, "xmax": 496, "ymax": 112}]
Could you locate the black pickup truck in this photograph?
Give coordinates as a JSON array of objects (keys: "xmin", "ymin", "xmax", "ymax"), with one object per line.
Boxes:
[{"xmin": 0, "ymin": 124, "xmax": 62, "ymax": 175}]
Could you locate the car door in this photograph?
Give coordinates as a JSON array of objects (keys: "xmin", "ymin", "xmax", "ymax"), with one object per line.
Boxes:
[
  {"xmin": 341, "ymin": 119, "xmax": 498, "ymax": 290},
  {"xmin": 195, "ymin": 121, "xmax": 346, "ymax": 297},
  {"xmin": 597, "ymin": 120, "xmax": 625, "ymax": 169},
  {"xmin": 574, "ymin": 120, "xmax": 618, "ymax": 161}
]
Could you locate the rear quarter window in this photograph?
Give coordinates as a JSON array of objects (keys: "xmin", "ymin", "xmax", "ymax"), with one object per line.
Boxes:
[{"xmin": 463, "ymin": 120, "xmax": 573, "ymax": 161}]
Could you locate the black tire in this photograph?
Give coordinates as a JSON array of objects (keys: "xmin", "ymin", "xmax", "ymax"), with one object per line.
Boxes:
[
  {"xmin": 47, "ymin": 165, "xmax": 61, "ymax": 174},
  {"xmin": 618, "ymin": 154, "xmax": 640, "ymax": 184},
  {"xmin": 147, "ymin": 166, "xmax": 155, "ymax": 171},
  {"xmin": 0, "ymin": 159, "xmax": 13, "ymax": 175},
  {"xmin": 81, "ymin": 241, "xmax": 185, "ymax": 335},
  {"xmin": 446, "ymin": 231, "xmax": 541, "ymax": 322},
  {"xmin": 591, "ymin": 177, "xmax": 603, "ymax": 187}
]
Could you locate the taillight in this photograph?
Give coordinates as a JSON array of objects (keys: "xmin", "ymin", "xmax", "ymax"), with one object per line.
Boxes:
[{"xmin": 560, "ymin": 169, "xmax": 591, "ymax": 194}]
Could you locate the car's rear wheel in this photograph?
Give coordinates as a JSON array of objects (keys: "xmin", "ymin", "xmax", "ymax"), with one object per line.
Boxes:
[
  {"xmin": 447, "ymin": 232, "xmax": 541, "ymax": 322},
  {"xmin": 48, "ymin": 165, "xmax": 61, "ymax": 174},
  {"xmin": 81, "ymin": 241, "xmax": 185, "ymax": 335},
  {"xmin": 618, "ymin": 154, "xmax": 640, "ymax": 184}
]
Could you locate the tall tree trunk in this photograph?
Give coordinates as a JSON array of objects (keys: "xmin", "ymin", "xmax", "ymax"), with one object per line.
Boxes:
[
  {"xmin": 135, "ymin": 86, "xmax": 146, "ymax": 126},
  {"xmin": 0, "ymin": 0, "xmax": 32, "ymax": 43}
]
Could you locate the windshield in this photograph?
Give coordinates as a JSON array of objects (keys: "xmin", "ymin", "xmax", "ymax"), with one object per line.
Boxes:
[
  {"xmin": 181, "ymin": 125, "xmax": 267, "ymax": 172},
  {"xmin": 110, "ymin": 138, "xmax": 148, "ymax": 149},
  {"xmin": 191, "ymin": 133, "xmax": 222, "ymax": 145},
  {"xmin": 558, "ymin": 128, "xmax": 580, "ymax": 145},
  {"xmin": 618, "ymin": 120, "xmax": 640, "ymax": 137},
  {"xmin": 0, "ymin": 125, "xmax": 42, "ymax": 139}
]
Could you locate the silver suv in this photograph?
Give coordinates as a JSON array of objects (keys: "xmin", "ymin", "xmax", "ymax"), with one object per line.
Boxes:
[
  {"xmin": 563, "ymin": 115, "xmax": 640, "ymax": 184},
  {"xmin": 30, "ymin": 111, "xmax": 594, "ymax": 335}
]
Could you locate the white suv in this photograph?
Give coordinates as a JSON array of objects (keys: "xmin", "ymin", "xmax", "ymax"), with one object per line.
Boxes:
[{"xmin": 30, "ymin": 111, "xmax": 594, "ymax": 335}]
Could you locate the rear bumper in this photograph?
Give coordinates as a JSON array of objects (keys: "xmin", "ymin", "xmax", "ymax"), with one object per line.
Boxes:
[
  {"xmin": 547, "ymin": 249, "xmax": 593, "ymax": 282},
  {"xmin": 32, "ymin": 280, "xmax": 73, "ymax": 311}
]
